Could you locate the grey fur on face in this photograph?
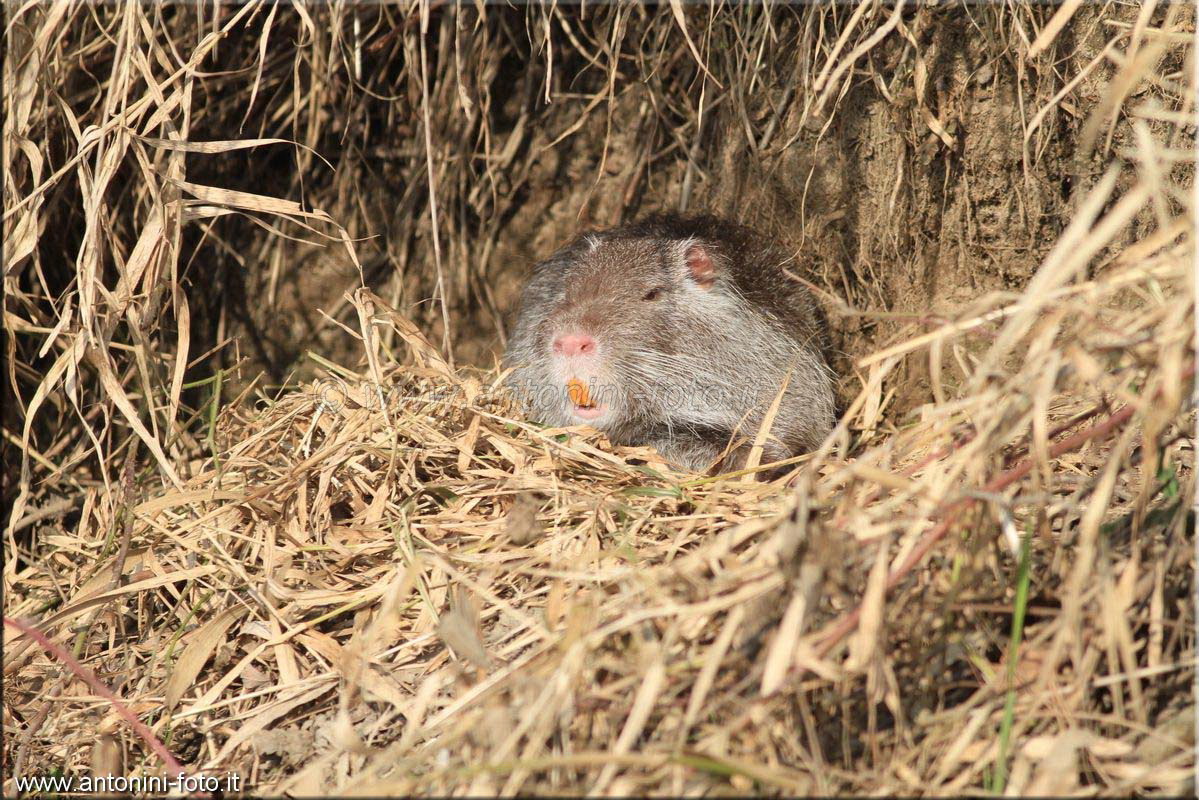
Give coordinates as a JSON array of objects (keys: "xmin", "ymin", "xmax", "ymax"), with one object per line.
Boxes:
[{"xmin": 503, "ymin": 213, "xmax": 836, "ymax": 473}]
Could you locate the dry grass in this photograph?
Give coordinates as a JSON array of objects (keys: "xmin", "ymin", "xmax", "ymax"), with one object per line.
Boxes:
[{"xmin": 3, "ymin": 2, "xmax": 1195, "ymax": 796}]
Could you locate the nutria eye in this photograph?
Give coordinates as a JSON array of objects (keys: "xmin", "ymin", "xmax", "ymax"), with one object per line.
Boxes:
[{"xmin": 643, "ymin": 287, "xmax": 666, "ymax": 301}]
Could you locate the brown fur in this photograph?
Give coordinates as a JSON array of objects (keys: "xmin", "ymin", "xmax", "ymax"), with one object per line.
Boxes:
[{"xmin": 504, "ymin": 213, "xmax": 836, "ymax": 474}]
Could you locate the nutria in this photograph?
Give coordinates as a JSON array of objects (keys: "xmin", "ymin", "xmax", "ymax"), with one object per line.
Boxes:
[{"xmin": 503, "ymin": 213, "xmax": 835, "ymax": 473}]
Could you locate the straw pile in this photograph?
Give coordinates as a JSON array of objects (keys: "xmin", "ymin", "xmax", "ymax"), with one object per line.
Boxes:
[{"xmin": 3, "ymin": 2, "xmax": 1195, "ymax": 796}]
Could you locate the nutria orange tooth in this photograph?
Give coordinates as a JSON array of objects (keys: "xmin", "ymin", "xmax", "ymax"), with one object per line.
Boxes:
[{"xmin": 566, "ymin": 378, "xmax": 592, "ymax": 407}]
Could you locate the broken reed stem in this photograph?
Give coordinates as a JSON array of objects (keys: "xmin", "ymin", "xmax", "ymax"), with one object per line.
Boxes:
[
  {"xmin": 835, "ymin": 362, "xmax": 1112, "ymax": 510},
  {"xmin": 808, "ymin": 360, "xmax": 1195, "ymax": 668},
  {"xmin": 2, "ymin": 616, "xmax": 187, "ymax": 779}
]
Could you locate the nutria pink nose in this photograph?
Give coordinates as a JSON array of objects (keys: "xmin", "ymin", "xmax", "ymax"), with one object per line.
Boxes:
[{"xmin": 553, "ymin": 333, "xmax": 596, "ymax": 357}]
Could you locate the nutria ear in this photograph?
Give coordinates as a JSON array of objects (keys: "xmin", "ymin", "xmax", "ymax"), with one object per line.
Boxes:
[{"xmin": 684, "ymin": 243, "xmax": 716, "ymax": 290}]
